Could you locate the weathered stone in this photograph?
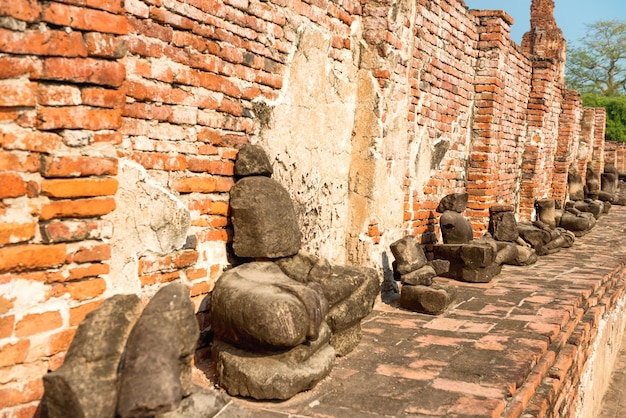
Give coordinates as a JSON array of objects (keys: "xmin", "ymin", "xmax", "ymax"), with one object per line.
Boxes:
[
  {"xmin": 598, "ymin": 190, "xmax": 617, "ymax": 204},
  {"xmin": 603, "ymin": 164, "xmax": 619, "ymax": 192},
  {"xmin": 400, "ymin": 265, "xmax": 436, "ymax": 286},
  {"xmin": 230, "ymin": 176, "xmax": 301, "ymax": 258},
  {"xmin": 440, "ymin": 210, "xmax": 473, "ymax": 244},
  {"xmin": 432, "ymin": 243, "xmax": 501, "ymax": 283},
  {"xmin": 514, "ymin": 245, "xmax": 538, "ymax": 266},
  {"xmin": 275, "ymin": 251, "xmax": 321, "ymax": 284},
  {"xmin": 209, "ymin": 262, "xmax": 327, "ymax": 350},
  {"xmin": 324, "ymin": 266, "xmax": 379, "ymax": 338},
  {"xmin": 329, "ymin": 323, "xmax": 362, "ymax": 357},
  {"xmin": 559, "ymin": 210, "xmax": 596, "ymax": 236},
  {"xmin": 212, "ymin": 324, "xmax": 335, "ymax": 400},
  {"xmin": 493, "ymin": 241, "xmax": 519, "ymax": 265},
  {"xmin": 586, "ymin": 166, "xmax": 600, "ymax": 199},
  {"xmin": 517, "ymin": 222, "xmax": 552, "ymax": 249},
  {"xmin": 117, "ymin": 284, "xmax": 199, "ymax": 418},
  {"xmin": 400, "ymin": 283, "xmax": 457, "ymax": 315},
  {"xmin": 436, "ymin": 193, "xmax": 469, "ymax": 213},
  {"xmin": 535, "ymin": 199, "xmax": 556, "ymax": 228},
  {"xmin": 574, "ymin": 200, "xmax": 603, "ymax": 219},
  {"xmin": 389, "ymin": 235, "xmax": 427, "ymax": 275},
  {"xmin": 568, "ymin": 166, "xmax": 585, "ymax": 201},
  {"xmin": 234, "ymin": 143, "xmax": 273, "ymax": 177},
  {"xmin": 429, "ymin": 259, "xmax": 450, "ymax": 276},
  {"xmin": 156, "ymin": 388, "xmax": 230, "ymax": 418},
  {"xmin": 43, "ymin": 295, "xmax": 143, "ymax": 418},
  {"xmin": 489, "ymin": 208, "xmax": 519, "ymax": 242}
]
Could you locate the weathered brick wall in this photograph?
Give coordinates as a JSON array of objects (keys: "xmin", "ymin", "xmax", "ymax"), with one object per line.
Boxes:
[
  {"xmin": 0, "ymin": 0, "xmax": 612, "ymax": 415},
  {"xmin": 605, "ymin": 140, "xmax": 626, "ymax": 173}
]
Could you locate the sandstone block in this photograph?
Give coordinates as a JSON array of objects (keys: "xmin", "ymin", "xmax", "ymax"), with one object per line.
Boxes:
[
  {"xmin": 390, "ymin": 235, "xmax": 428, "ymax": 275},
  {"xmin": 230, "ymin": 176, "xmax": 301, "ymax": 258},
  {"xmin": 400, "ymin": 283, "xmax": 457, "ymax": 315}
]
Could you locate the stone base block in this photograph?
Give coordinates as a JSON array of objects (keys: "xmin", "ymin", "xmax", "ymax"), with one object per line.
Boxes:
[
  {"xmin": 329, "ymin": 323, "xmax": 362, "ymax": 357},
  {"xmin": 212, "ymin": 324, "xmax": 335, "ymax": 400},
  {"xmin": 399, "ymin": 283, "xmax": 457, "ymax": 315}
]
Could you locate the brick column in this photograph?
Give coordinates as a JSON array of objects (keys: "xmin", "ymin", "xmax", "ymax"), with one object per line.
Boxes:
[
  {"xmin": 467, "ymin": 10, "xmax": 515, "ymax": 235},
  {"xmin": 550, "ymin": 89, "xmax": 582, "ymax": 204}
]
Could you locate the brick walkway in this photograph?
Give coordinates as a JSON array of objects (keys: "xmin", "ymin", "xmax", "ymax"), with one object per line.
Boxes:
[{"xmin": 201, "ymin": 207, "xmax": 626, "ymax": 418}]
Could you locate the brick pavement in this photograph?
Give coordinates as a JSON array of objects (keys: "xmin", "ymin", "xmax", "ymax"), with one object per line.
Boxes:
[{"xmin": 197, "ymin": 207, "xmax": 626, "ymax": 418}]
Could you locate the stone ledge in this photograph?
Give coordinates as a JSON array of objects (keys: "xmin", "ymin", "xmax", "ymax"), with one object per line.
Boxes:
[{"xmin": 199, "ymin": 207, "xmax": 626, "ymax": 417}]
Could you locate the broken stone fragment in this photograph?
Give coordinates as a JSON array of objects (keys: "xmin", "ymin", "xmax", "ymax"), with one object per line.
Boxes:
[
  {"xmin": 43, "ymin": 295, "xmax": 143, "ymax": 418},
  {"xmin": 230, "ymin": 176, "xmax": 302, "ymax": 258},
  {"xmin": 400, "ymin": 283, "xmax": 457, "ymax": 315},
  {"xmin": 155, "ymin": 388, "xmax": 230, "ymax": 418},
  {"xmin": 568, "ymin": 166, "xmax": 585, "ymax": 201},
  {"xmin": 209, "ymin": 262, "xmax": 327, "ymax": 351},
  {"xmin": 389, "ymin": 235, "xmax": 428, "ymax": 275},
  {"xmin": 212, "ymin": 323, "xmax": 335, "ymax": 400},
  {"xmin": 400, "ymin": 264, "xmax": 436, "ymax": 286},
  {"xmin": 117, "ymin": 283, "xmax": 199, "ymax": 418},
  {"xmin": 324, "ymin": 265, "xmax": 379, "ymax": 355},
  {"xmin": 535, "ymin": 199, "xmax": 556, "ymax": 229},
  {"xmin": 234, "ymin": 143, "xmax": 273, "ymax": 177},
  {"xmin": 436, "ymin": 192, "xmax": 469, "ymax": 213},
  {"xmin": 489, "ymin": 206, "xmax": 519, "ymax": 242},
  {"xmin": 432, "ymin": 243, "xmax": 501, "ymax": 283}
]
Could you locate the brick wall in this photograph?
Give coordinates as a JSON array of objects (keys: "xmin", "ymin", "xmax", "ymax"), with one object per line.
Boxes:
[
  {"xmin": 605, "ymin": 140, "xmax": 626, "ymax": 173},
  {"xmin": 0, "ymin": 0, "xmax": 612, "ymax": 415}
]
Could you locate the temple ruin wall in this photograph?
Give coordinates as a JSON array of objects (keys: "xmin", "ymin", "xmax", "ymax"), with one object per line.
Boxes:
[{"xmin": 0, "ymin": 0, "xmax": 614, "ymax": 415}]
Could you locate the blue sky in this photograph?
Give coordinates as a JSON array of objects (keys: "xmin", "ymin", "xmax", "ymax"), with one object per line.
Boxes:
[{"xmin": 464, "ymin": 0, "xmax": 626, "ymax": 48}]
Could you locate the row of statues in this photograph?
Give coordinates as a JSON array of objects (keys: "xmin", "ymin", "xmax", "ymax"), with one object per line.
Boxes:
[{"xmin": 206, "ymin": 144, "xmax": 625, "ymax": 401}]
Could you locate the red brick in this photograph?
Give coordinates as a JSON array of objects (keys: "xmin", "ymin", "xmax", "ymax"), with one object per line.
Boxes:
[
  {"xmin": 68, "ymin": 263, "xmax": 110, "ymax": 280},
  {"xmin": 0, "ymin": 244, "xmax": 66, "ymax": 273},
  {"xmin": 42, "ymin": 219, "xmax": 113, "ymax": 243},
  {"xmin": 84, "ymin": 32, "xmax": 128, "ymax": 58},
  {"xmin": 0, "ymin": 378, "xmax": 44, "ymax": 409},
  {"xmin": 50, "ymin": 277, "xmax": 107, "ymax": 301},
  {"xmin": 48, "ymin": 327, "xmax": 77, "ymax": 356},
  {"xmin": 0, "ymin": 57, "xmax": 42, "ymax": 79},
  {"xmin": 0, "ymin": 295, "xmax": 14, "ymax": 315},
  {"xmin": 0, "ymin": 80, "xmax": 37, "ymax": 107},
  {"xmin": 0, "ymin": 222, "xmax": 37, "ymax": 245},
  {"xmin": 41, "ymin": 156, "xmax": 118, "ymax": 178},
  {"xmin": 36, "ymin": 84, "xmax": 81, "ymax": 106},
  {"xmin": 66, "ymin": 244, "xmax": 111, "ymax": 263},
  {"xmin": 171, "ymin": 176, "xmax": 234, "ymax": 193},
  {"xmin": 190, "ymin": 280, "xmax": 211, "ymax": 297},
  {"xmin": 39, "ymin": 197, "xmax": 116, "ymax": 221},
  {"xmin": 0, "ymin": 152, "xmax": 39, "ymax": 172},
  {"xmin": 0, "ymin": 0, "xmax": 42, "ymax": 22},
  {"xmin": 131, "ymin": 151, "xmax": 187, "ymax": 171},
  {"xmin": 0, "ymin": 129, "xmax": 64, "ymax": 153},
  {"xmin": 37, "ymin": 106, "xmax": 122, "ymax": 130},
  {"xmin": 42, "ymin": 57, "xmax": 125, "ymax": 87},
  {"xmin": 69, "ymin": 299, "xmax": 103, "ymax": 326},
  {"xmin": 0, "ymin": 339, "xmax": 29, "ymax": 368},
  {"xmin": 0, "ymin": 314, "xmax": 14, "ymax": 339},
  {"xmin": 41, "ymin": 178, "xmax": 118, "ymax": 198},
  {"xmin": 186, "ymin": 158, "xmax": 235, "ymax": 175},
  {"xmin": 15, "ymin": 310, "xmax": 63, "ymax": 337},
  {"xmin": 0, "ymin": 28, "xmax": 87, "ymax": 57},
  {"xmin": 81, "ymin": 87, "xmax": 126, "ymax": 108},
  {"xmin": 140, "ymin": 271, "xmax": 180, "ymax": 287},
  {"xmin": 0, "ymin": 172, "xmax": 27, "ymax": 198},
  {"xmin": 54, "ymin": 0, "xmax": 125, "ymax": 14},
  {"xmin": 43, "ymin": 2, "xmax": 128, "ymax": 34}
]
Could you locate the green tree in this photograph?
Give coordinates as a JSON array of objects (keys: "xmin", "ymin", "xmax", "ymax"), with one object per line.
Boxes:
[
  {"xmin": 566, "ymin": 20, "xmax": 626, "ymax": 96},
  {"xmin": 582, "ymin": 94, "xmax": 626, "ymax": 142}
]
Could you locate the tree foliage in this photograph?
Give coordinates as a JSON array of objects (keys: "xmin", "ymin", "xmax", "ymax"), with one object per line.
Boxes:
[
  {"xmin": 565, "ymin": 20, "xmax": 626, "ymax": 96},
  {"xmin": 582, "ymin": 94, "xmax": 626, "ymax": 142}
]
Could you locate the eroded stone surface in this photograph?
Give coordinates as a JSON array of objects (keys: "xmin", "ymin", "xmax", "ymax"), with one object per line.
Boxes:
[
  {"xmin": 43, "ymin": 295, "xmax": 143, "ymax": 418},
  {"xmin": 234, "ymin": 143, "xmax": 273, "ymax": 178},
  {"xmin": 212, "ymin": 324, "xmax": 335, "ymax": 400},
  {"xmin": 209, "ymin": 262, "xmax": 327, "ymax": 350},
  {"xmin": 117, "ymin": 284, "xmax": 199, "ymax": 418},
  {"xmin": 230, "ymin": 176, "xmax": 302, "ymax": 258},
  {"xmin": 400, "ymin": 283, "xmax": 457, "ymax": 315}
]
